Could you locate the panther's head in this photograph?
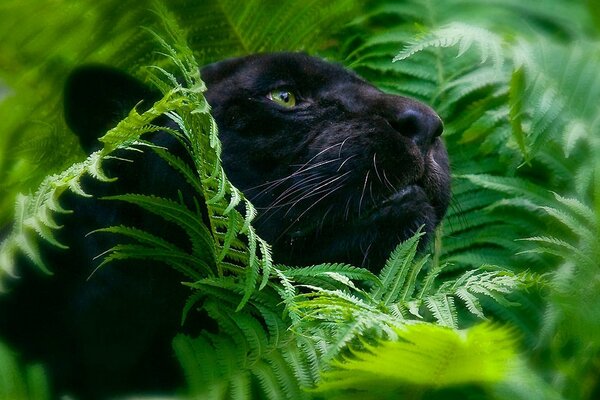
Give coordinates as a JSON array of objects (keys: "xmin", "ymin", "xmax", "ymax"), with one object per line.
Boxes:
[{"xmin": 202, "ymin": 53, "xmax": 451, "ymax": 269}]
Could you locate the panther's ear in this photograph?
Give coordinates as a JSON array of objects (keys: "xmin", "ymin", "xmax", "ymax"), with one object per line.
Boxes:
[{"xmin": 64, "ymin": 66, "xmax": 160, "ymax": 153}]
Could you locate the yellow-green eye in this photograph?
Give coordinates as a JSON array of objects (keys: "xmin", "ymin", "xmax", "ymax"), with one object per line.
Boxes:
[{"xmin": 267, "ymin": 89, "xmax": 296, "ymax": 108}]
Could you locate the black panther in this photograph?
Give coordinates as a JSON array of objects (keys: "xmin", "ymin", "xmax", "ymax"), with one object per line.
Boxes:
[{"xmin": 0, "ymin": 53, "xmax": 450, "ymax": 398}]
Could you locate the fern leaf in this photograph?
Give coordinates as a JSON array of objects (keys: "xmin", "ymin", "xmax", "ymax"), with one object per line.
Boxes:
[
  {"xmin": 173, "ymin": 334, "xmax": 224, "ymax": 399},
  {"xmin": 521, "ymin": 236, "xmax": 594, "ymax": 268},
  {"xmin": 370, "ymin": 228, "xmax": 424, "ymax": 304},
  {"xmin": 251, "ymin": 360, "xmax": 289, "ymax": 400},
  {"xmin": 238, "ymin": 228, "xmax": 261, "ymax": 311},
  {"xmin": 563, "ymin": 119, "xmax": 588, "ymax": 158},
  {"xmin": 399, "ymin": 255, "xmax": 430, "ymax": 303},
  {"xmin": 455, "ymin": 287, "xmax": 486, "ymax": 319},
  {"xmin": 281, "ymin": 344, "xmax": 313, "ymax": 389},
  {"xmin": 323, "ymin": 319, "xmax": 368, "ymax": 361},
  {"xmin": 232, "ymin": 311, "xmax": 270, "ymax": 363},
  {"xmin": 14, "ymin": 232, "xmax": 49, "ymax": 276},
  {"xmin": 0, "ymin": 342, "xmax": 50, "ymax": 400},
  {"xmin": 394, "ymin": 23, "xmax": 505, "ymax": 69},
  {"xmin": 539, "ymin": 205, "xmax": 595, "ymax": 244},
  {"xmin": 229, "ymin": 372, "xmax": 252, "ymax": 400},
  {"xmin": 425, "ymin": 294, "xmax": 457, "ymax": 328},
  {"xmin": 509, "ymin": 67, "xmax": 529, "ymax": 162},
  {"xmin": 92, "ymin": 224, "xmax": 189, "ymax": 250},
  {"xmin": 552, "ymin": 192, "xmax": 595, "ymax": 224},
  {"xmin": 280, "ymin": 263, "xmax": 379, "ymax": 285},
  {"xmin": 416, "ymin": 261, "xmax": 444, "ymax": 300},
  {"xmin": 102, "ymin": 194, "xmax": 216, "ymax": 263},
  {"xmin": 151, "ymin": 146, "xmax": 203, "ymax": 194},
  {"xmin": 95, "ymin": 243, "xmax": 208, "ymax": 280},
  {"xmin": 258, "ymin": 237, "xmax": 273, "ymax": 290},
  {"xmin": 460, "ymin": 174, "xmax": 553, "ymax": 205},
  {"xmin": 316, "ymin": 322, "xmax": 517, "ymax": 394},
  {"xmin": 444, "ymin": 68, "xmax": 507, "ymax": 108},
  {"xmin": 266, "ymin": 350, "xmax": 306, "ymax": 400}
]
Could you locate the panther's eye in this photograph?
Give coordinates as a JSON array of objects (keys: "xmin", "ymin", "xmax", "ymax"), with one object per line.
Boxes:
[{"xmin": 267, "ymin": 89, "xmax": 296, "ymax": 108}]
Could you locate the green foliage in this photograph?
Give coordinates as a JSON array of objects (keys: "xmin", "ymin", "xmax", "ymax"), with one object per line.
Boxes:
[
  {"xmin": 0, "ymin": 87, "xmax": 187, "ymax": 287},
  {"xmin": 172, "ymin": 232, "xmax": 522, "ymax": 399},
  {"xmin": 1, "ymin": 0, "xmax": 600, "ymax": 399},
  {"xmin": 0, "ymin": 0, "xmax": 360, "ymax": 225},
  {"xmin": 315, "ymin": 322, "xmax": 516, "ymax": 399},
  {"xmin": 335, "ymin": 0, "xmax": 600, "ymax": 398},
  {"xmin": 0, "ymin": 342, "xmax": 49, "ymax": 400}
]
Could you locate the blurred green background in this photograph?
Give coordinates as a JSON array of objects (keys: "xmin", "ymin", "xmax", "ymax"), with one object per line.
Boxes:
[{"xmin": 1, "ymin": 0, "xmax": 600, "ymax": 399}]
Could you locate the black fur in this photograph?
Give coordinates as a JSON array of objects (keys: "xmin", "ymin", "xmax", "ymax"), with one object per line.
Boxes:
[{"xmin": 0, "ymin": 53, "xmax": 450, "ymax": 399}]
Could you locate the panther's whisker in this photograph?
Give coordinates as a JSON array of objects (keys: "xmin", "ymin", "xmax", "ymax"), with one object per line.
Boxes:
[
  {"xmin": 372, "ymin": 153, "xmax": 383, "ymax": 184},
  {"xmin": 283, "ymin": 171, "xmax": 351, "ymax": 216},
  {"xmin": 344, "ymin": 196, "xmax": 353, "ymax": 221},
  {"xmin": 361, "ymin": 241, "xmax": 374, "ymax": 268},
  {"xmin": 382, "ymin": 169, "xmax": 398, "ymax": 193},
  {"xmin": 248, "ymin": 164, "xmax": 333, "ymax": 201},
  {"xmin": 256, "ymin": 172, "xmax": 349, "ymax": 230},
  {"xmin": 247, "ymin": 157, "xmax": 341, "ymax": 199},
  {"xmin": 271, "ymin": 172, "xmax": 326, "ymax": 198},
  {"xmin": 289, "ymin": 140, "xmax": 347, "ymax": 171},
  {"xmin": 247, "ymin": 141, "xmax": 349, "ymax": 202},
  {"xmin": 369, "ymin": 180, "xmax": 375, "ymax": 205},
  {"xmin": 289, "ymin": 158, "xmax": 342, "ymax": 175},
  {"xmin": 316, "ymin": 204, "xmax": 336, "ymax": 235},
  {"xmin": 275, "ymin": 182, "xmax": 347, "ymax": 242},
  {"xmin": 260, "ymin": 172, "xmax": 328, "ymax": 209},
  {"xmin": 263, "ymin": 182, "xmax": 348, "ymax": 233},
  {"xmin": 338, "ymin": 136, "xmax": 351, "ymax": 158},
  {"xmin": 336, "ymin": 154, "xmax": 356, "ymax": 172},
  {"xmin": 358, "ymin": 170, "xmax": 371, "ymax": 217},
  {"xmin": 245, "ymin": 167, "xmax": 319, "ymax": 195}
]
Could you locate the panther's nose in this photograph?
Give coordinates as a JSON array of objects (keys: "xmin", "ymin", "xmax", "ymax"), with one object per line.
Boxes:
[{"xmin": 389, "ymin": 106, "xmax": 443, "ymax": 151}]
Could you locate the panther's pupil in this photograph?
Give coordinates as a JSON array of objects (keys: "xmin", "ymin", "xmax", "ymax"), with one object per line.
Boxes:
[{"xmin": 280, "ymin": 92, "xmax": 289, "ymax": 102}]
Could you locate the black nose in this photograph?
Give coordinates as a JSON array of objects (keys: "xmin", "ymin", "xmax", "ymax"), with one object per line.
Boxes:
[{"xmin": 389, "ymin": 106, "xmax": 443, "ymax": 151}]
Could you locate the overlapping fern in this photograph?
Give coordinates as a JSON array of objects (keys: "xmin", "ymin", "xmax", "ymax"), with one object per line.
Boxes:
[
  {"xmin": 1, "ymin": 0, "xmax": 600, "ymax": 399},
  {"xmin": 336, "ymin": 1, "xmax": 600, "ymax": 398}
]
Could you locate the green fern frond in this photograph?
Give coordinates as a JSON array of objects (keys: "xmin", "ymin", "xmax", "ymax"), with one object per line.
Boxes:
[
  {"xmin": 521, "ymin": 236, "xmax": 594, "ymax": 267},
  {"xmin": 443, "ymin": 70, "xmax": 508, "ymax": 112},
  {"xmin": 371, "ymin": 227, "xmax": 424, "ymax": 304},
  {"xmin": 0, "ymin": 81, "xmax": 192, "ymax": 285},
  {"xmin": 280, "ymin": 263, "xmax": 379, "ymax": 285},
  {"xmin": 424, "ymin": 294, "xmax": 458, "ymax": 328},
  {"xmin": 102, "ymin": 194, "xmax": 215, "ymax": 265},
  {"xmin": 538, "ymin": 205, "xmax": 595, "ymax": 245},
  {"xmin": 509, "ymin": 67, "xmax": 529, "ymax": 162},
  {"xmin": 276, "ymin": 264, "xmax": 379, "ymax": 293},
  {"xmin": 176, "ymin": 276, "xmax": 318, "ymax": 400},
  {"xmin": 90, "ymin": 225, "xmax": 210, "ymax": 280},
  {"xmin": 0, "ymin": 342, "xmax": 50, "ymax": 400},
  {"xmin": 315, "ymin": 322, "xmax": 517, "ymax": 397},
  {"xmin": 394, "ymin": 22, "xmax": 505, "ymax": 69},
  {"xmin": 460, "ymin": 174, "xmax": 553, "ymax": 205}
]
